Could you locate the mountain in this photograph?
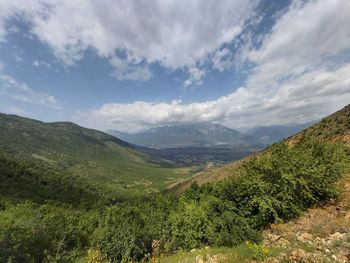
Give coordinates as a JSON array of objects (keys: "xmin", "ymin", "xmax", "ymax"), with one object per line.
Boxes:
[
  {"xmin": 290, "ymin": 104, "xmax": 350, "ymax": 146},
  {"xmin": 109, "ymin": 123, "xmax": 265, "ymax": 166},
  {"xmin": 108, "ymin": 122, "xmax": 262, "ymax": 149},
  {"xmin": 0, "ymin": 113, "xmax": 187, "ymax": 198},
  {"xmin": 244, "ymin": 121, "xmax": 315, "ymax": 144},
  {"xmin": 171, "ymin": 104, "xmax": 350, "ymax": 193},
  {"xmin": 1, "ymin": 107, "xmax": 348, "ymax": 262}
]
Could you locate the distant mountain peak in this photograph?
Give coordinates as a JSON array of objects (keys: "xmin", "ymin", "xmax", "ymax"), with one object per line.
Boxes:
[{"xmin": 108, "ymin": 122, "xmax": 262, "ymax": 149}]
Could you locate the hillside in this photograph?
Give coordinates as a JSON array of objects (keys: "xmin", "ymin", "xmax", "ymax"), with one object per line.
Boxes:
[
  {"xmin": 0, "ymin": 113, "xmax": 187, "ymax": 197},
  {"xmin": 108, "ymin": 123, "xmax": 262, "ymax": 149},
  {"xmin": 171, "ymin": 104, "xmax": 350, "ymax": 194},
  {"xmin": 289, "ymin": 104, "xmax": 350, "ymax": 146},
  {"xmin": 245, "ymin": 121, "xmax": 315, "ymax": 145},
  {"xmin": 0, "ymin": 154, "xmax": 100, "ymax": 206},
  {"xmin": 161, "ymin": 171, "xmax": 350, "ymax": 263},
  {"xmin": 159, "ymin": 105, "xmax": 350, "ymax": 263},
  {"xmin": 0, "ymin": 106, "xmax": 349, "ymax": 262}
]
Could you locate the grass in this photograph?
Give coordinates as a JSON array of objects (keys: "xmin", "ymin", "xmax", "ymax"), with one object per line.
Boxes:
[
  {"xmin": 0, "ymin": 113, "xmax": 189, "ymax": 198},
  {"xmin": 157, "ymin": 245, "xmax": 283, "ymax": 263},
  {"xmin": 291, "ymin": 104, "xmax": 350, "ymax": 145}
]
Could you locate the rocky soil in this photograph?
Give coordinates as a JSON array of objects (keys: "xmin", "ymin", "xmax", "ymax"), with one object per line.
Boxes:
[{"xmin": 262, "ymin": 173, "xmax": 350, "ymax": 263}]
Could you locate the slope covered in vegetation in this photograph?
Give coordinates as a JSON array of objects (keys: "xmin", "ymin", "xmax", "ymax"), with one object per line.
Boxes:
[
  {"xmin": 1, "ymin": 139, "xmax": 348, "ymax": 262},
  {"xmin": 289, "ymin": 104, "xmax": 350, "ymax": 146},
  {"xmin": 171, "ymin": 104, "xmax": 350, "ymax": 193},
  {"xmin": 0, "ymin": 113, "xmax": 187, "ymax": 197},
  {"xmin": 0, "ymin": 105, "xmax": 349, "ymax": 262}
]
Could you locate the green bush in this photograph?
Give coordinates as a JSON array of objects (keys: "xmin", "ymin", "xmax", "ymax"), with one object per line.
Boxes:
[
  {"xmin": 0, "ymin": 140, "xmax": 348, "ymax": 262},
  {"xmin": 0, "ymin": 202, "xmax": 95, "ymax": 263},
  {"xmin": 215, "ymin": 141, "xmax": 346, "ymax": 228}
]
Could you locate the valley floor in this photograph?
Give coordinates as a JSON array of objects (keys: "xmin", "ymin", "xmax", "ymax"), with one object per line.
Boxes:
[{"xmin": 159, "ymin": 173, "xmax": 350, "ymax": 263}]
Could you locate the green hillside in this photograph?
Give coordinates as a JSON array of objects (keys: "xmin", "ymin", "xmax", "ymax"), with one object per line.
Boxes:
[
  {"xmin": 0, "ymin": 106, "xmax": 349, "ymax": 263},
  {"xmin": 289, "ymin": 104, "xmax": 350, "ymax": 145},
  {"xmin": 156, "ymin": 106, "xmax": 350, "ymax": 262},
  {"xmin": 0, "ymin": 154, "xmax": 99, "ymax": 206},
  {"xmin": 0, "ymin": 113, "xmax": 187, "ymax": 198},
  {"xmin": 170, "ymin": 104, "xmax": 350, "ymax": 193}
]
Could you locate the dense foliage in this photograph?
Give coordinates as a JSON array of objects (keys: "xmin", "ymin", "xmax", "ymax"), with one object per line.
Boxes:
[
  {"xmin": 0, "ymin": 140, "xmax": 348, "ymax": 262},
  {"xmin": 0, "ymin": 155, "xmax": 100, "ymax": 206}
]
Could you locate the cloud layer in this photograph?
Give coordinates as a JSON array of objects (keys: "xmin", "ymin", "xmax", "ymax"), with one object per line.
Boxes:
[
  {"xmin": 81, "ymin": 63, "xmax": 350, "ymax": 132},
  {"xmin": 77, "ymin": 0, "xmax": 350, "ymax": 132},
  {"xmin": 0, "ymin": 0, "xmax": 256, "ymax": 84},
  {"xmin": 1, "ymin": 0, "xmax": 350, "ymax": 132}
]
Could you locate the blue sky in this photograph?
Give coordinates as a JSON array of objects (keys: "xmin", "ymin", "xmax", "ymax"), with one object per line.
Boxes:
[{"xmin": 0, "ymin": 0, "xmax": 349, "ymax": 132}]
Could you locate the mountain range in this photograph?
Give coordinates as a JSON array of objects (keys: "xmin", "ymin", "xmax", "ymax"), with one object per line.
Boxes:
[
  {"xmin": 108, "ymin": 121, "xmax": 315, "ymax": 149},
  {"xmin": 108, "ymin": 123, "xmax": 267, "ymax": 166},
  {"xmin": 108, "ymin": 122, "xmax": 262, "ymax": 149},
  {"xmin": 0, "ymin": 105, "xmax": 349, "ymax": 262}
]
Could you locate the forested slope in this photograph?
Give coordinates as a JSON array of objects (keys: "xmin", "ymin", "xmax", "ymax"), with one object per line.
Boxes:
[{"xmin": 0, "ymin": 113, "xmax": 187, "ymax": 197}]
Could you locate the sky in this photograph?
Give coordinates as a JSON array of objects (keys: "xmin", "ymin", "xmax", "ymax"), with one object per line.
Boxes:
[{"xmin": 0, "ymin": 0, "xmax": 349, "ymax": 133}]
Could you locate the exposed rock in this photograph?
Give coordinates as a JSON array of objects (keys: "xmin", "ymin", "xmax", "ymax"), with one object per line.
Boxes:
[
  {"xmin": 297, "ymin": 232, "xmax": 313, "ymax": 243},
  {"xmin": 284, "ymin": 249, "xmax": 323, "ymax": 263},
  {"xmin": 195, "ymin": 254, "xmax": 225, "ymax": 263},
  {"xmin": 265, "ymin": 258, "xmax": 280, "ymax": 263},
  {"xmin": 206, "ymin": 254, "xmax": 213, "ymax": 263},
  {"xmin": 196, "ymin": 255, "xmax": 204, "ymax": 263},
  {"xmin": 259, "ymin": 173, "xmax": 350, "ymax": 263},
  {"xmin": 277, "ymin": 238, "xmax": 290, "ymax": 247},
  {"xmin": 264, "ymin": 233, "xmax": 290, "ymax": 247},
  {"xmin": 345, "ymin": 210, "xmax": 350, "ymax": 220},
  {"xmin": 314, "ymin": 237, "xmax": 327, "ymax": 247},
  {"xmin": 326, "ymin": 232, "xmax": 346, "ymax": 246},
  {"xmin": 288, "ymin": 249, "xmax": 308, "ymax": 261},
  {"xmin": 266, "ymin": 233, "xmax": 280, "ymax": 241}
]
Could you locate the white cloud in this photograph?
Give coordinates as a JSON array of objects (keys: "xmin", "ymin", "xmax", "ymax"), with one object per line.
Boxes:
[
  {"xmin": 1, "ymin": 106, "xmax": 25, "ymax": 115},
  {"xmin": 212, "ymin": 48, "xmax": 233, "ymax": 72},
  {"xmin": 109, "ymin": 55, "xmax": 152, "ymax": 82},
  {"xmin": 0, "ymin": 0, "xmax": 45, "ymax": 41},
  {"xmin": 32, "ymin": 60, "xmax": 39, "ymax": 67},
  {"xmin": 77, "ymin": 0, "xmax": 350, "ymax": 132},
  {"xmin": 78, "ymin": 63, "xmax": 350, "ymax": 132},
  {"xmin": 32, "ymin": 59, "xmax": 51, "ymax": 68},
  {"xmin": 14, "ymin": 55, "xmax": 23, "ymax": 63},
  {"xmin": 1, "ymin": 0, "xmax": 349, "ymax": 130},
  {"xmin": 247, "ymin": 0, "xmax": 350, "ymax": 91},
  {"xmin": 0, "ymin": 65, "xmax": 62, "ymax": 110},
  {"xmin": 183, "ymin": 67, "xmax": 206, "ymax": 87},
  {"xmin": 0, "ymin": 0, "xmax": 256, "ymax": 83}
]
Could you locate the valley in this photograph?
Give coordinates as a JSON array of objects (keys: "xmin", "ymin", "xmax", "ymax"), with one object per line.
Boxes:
[
  {"xmin": 1, "ymin": 1, "xmax": 349, "ymax": 262},
  {"xmin": 109, "ymin": 123, "xmax": 266, "ymax": 167},
  {"xmin": 0, "ymin": 113, "xmax": 189, "ymax": 199},
  {"xmin": 0, "ymin": 105, "xmax": 349, "ymax": 262}
]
